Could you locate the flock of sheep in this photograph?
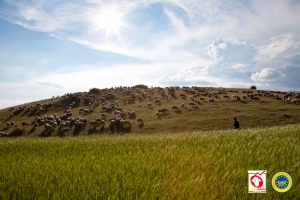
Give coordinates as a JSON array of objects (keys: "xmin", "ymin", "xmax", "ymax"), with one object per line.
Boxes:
[{"xmin": 0, "ymin": 86, "xmax": 299, "ymax": 137}]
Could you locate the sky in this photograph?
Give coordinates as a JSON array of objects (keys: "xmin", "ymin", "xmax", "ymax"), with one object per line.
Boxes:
[{"xmin": 0, "ymin": 0, "xmax": 300, "ymax": 109}]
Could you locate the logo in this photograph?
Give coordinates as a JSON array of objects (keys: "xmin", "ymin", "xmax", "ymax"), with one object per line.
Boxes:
[
  {"xmin": 271, "ymin": 171, "xmax": 293, "ymax": 193},
  {"xmin": 248, "ymin": 170, "xmax": 267, "ymax": 193}
]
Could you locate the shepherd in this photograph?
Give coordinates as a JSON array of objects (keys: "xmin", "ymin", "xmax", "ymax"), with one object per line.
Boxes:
[{"xmin": 233, "ymin": 117, "xmax": 240, "ymax": 129}]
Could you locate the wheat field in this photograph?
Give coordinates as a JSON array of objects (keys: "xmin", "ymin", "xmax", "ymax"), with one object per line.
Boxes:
[{"xmin": 0, "ymin": 124, "xmax": 299, "ymax": 199}]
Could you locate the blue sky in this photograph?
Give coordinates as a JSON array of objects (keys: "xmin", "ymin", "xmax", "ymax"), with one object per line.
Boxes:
[{"xmin": 0, "ymin": 0, "xmax": 300, "ymax": 109}]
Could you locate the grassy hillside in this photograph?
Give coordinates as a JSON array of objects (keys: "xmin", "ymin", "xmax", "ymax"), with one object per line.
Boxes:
[
  {"xmin": 0, "ymin": 124, "xmax": 299, "ymax": 199},
  {"xmin": 0, "ymin": 86, "xmax": 299, "ymax": 137}
]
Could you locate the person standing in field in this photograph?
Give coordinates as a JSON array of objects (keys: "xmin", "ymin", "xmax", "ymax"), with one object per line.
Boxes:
[{"xmin": 233, "ymin": 117, "xmax": 240, "ymax": 129}]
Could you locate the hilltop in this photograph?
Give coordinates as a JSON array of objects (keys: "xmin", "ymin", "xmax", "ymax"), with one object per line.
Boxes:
[{"xmin": 0, "ymin": 85, "xmax": 299, "ymax": 137}]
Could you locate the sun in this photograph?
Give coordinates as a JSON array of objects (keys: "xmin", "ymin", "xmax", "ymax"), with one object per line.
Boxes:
[
  {"xmin": 91, "ymin": 6, "xmax": 125, "ymax": 39},
  {"xmin": 99, "ymin": 8, "xmax": 122, "ymax": 32}
]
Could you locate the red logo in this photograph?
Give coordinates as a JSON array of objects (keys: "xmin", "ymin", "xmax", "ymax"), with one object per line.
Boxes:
[
  {"xmin": 248, "ymin": 170, "xmax": 267, "ymax": 193},
  {"xmin": 250, "ymin": 173, "xmax": 264, "ymax": 188}
]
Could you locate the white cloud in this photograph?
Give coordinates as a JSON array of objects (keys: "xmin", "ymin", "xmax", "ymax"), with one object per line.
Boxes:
[
  {"xmin": 257, "ymin": 34, "xmax": 294, "ymax": 59},
  {"xmin": 205, "ymin": 38, "xmax": 256, "ymax": 67},
  {"xmin": 1, "ymin": 0, "xmax": 298, "ymax": 63},
  {"xmin": 251, "ymin": 68, "xmax": 286, "ymax": 82}
]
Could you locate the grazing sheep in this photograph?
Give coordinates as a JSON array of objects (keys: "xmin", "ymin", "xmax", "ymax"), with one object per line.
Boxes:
[
  {"xmin": 44, "ymin": 123, "xmax": 53, "ymax": 130},
  {"xmin": 21, "ymin": 122, "xmax": 30, "ymax": 126},
  {"xmin": 154, "ymin": 99, "xmax": 161, "ymax": 105},
  {"xmin": 60, "ymin": 127, "xmax": 71, "ymax": 134},
  {"xmin": 158, "ymin": 108, "xmax": 169, "ymax": 113},
  {"xmin": 0, "ymin": 132, "xmax": 8, "ymax": 137},
  {"xmin": 171, "ymin": 105, "xmax": 180, "ymax": 111},
  {"xmin": 128, "ymin": 111, "xmax": 136, "ymax": 119},
  {"xmin": 121, "ymin": 120, "xmax": 132, "ymax": 130},
  {"xmin": 292, "ymin": 99, "xmax": 299, "ymax": 104},
  {"xmin": 208, "ymin": 98, "xmax": 215, "ymax": 102},
  {"xmin": 188, "ymin": 102, "xmax": 196, "ymax": 106},
  {"xmin": 115, "ymin": 107, "xmax": 123, "ymax": 112},
  {"xmin": 89, "ymin": 120, "xmax": 100, "ymax": 127},
  {"xmin": 284, "ymin": 98, "xmax": 290, "ymax": 103},
  {"xmin": 251, "ymin": 96, "xmax": 260, "ymax": 101},
  {"xmin": 136, "ymin": 117, "xmax": 143, "ymax": 123},
  {"xmin": 33, "ymin": 122, "xmax": 39, "ymax": 129},
  {"xmin": 155, "ymin": 111, "xmax": 162, "ymax": 117},
  {"xmin": 6, "ymin": 122, "xmax": 14, "ymax": 127}
]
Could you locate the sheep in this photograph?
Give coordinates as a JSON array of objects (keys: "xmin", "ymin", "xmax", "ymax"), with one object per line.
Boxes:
[
  {"xmin": 121, "ymin": 120, "xmax": 132, "ymax": 131},
  {"xmin": 158, "ymin": 108, "xmax": 169, "ymax": 113},
  {"xmin": 188, "ymin": 102, "xmax": 196, "ymax": 106},
  {"xmin": 154, "ymin": 99, "xmax": 161, "ymax": 105},
  {"xmin": 33, "ymin": 122, "xmax": 39, "ymax": 129},
  {"xmin": 21, "ymin": 122, "xmax": 30, "ymax": 126},
  {"xmin": 0, "ymin": 132, "xmax": 8, "ymax": 137},
  {"xmin": 128, "ymin": 111, "xmax": 136, "ymax": 119},
  {"xmin": 115, "ymin": 107, "xmax": 124, "ymax": 112},
  {"xmin": 208, "ymin": 98, "xmax": 215, "ymax": 102},
  {"xmin": 155, "ymin": 111, "xmax": 162, "ymax": 117},
  {"xmin": 90, "ymin": 119, "xmax": 105, "ymax": 127},
  {"xmin": 60, "ymin": 127, "xmax": 71, "ymax": 134},
  {"xmin": 292, "ymin": 99, "xmax": 299, "ymax": 104},
  {"xmin": 284, "ymin": 98, "xmax": 290, "ymax": 103},
  {"xmin": 136, "ymin": 117, "xmax": 143, "ymax": 123},
  {"xmin": 251, "ymin": 96, "xmax": 260, "ymax": 101},
  {"xmin": 171, "ymin": 105, "xmax": 180, "ymax": 111},
  {"xmin": 44, "ymin": 123, "xmax": 53, "ymax": 130},
  {"xmin": 6, "ymin": 122, "xmax": 14, "ymax": 127}
]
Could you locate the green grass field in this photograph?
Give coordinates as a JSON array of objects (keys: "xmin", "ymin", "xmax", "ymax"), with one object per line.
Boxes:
[{"xmin": 0, "ymin": 124, "xmax": 299, "ymax": 199}]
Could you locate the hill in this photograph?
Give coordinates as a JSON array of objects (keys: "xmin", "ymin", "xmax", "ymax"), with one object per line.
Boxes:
[{"xmin": 0, "ymin": 85, "xmax": 299, "ymax": 137}]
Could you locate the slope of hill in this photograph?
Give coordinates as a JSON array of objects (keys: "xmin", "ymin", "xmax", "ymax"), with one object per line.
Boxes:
[{"xmin": 0, "ymin": 85, "xmax": 299, "ymax": 137}]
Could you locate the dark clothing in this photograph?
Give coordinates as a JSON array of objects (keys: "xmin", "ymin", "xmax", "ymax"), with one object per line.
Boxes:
[{"xmin": 233, "ymin": 120, "xmax": 240, "ymax": 129}]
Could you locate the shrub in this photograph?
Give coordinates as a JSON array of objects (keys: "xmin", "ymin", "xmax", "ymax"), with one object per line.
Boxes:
[
  {"xmin": 134, "ymin": 84, "xmax": 148, "ymax": 89},
  {"xmin": 89, "ymin": 88, "xmax": 101, "ymax": 94},
  {"xmin": 250, "ymin": 85, "xmax": 257, "ymax": 90}
]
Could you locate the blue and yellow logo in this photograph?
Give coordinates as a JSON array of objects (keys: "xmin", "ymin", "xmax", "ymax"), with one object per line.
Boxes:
[{"xmin": 271, "ymin": 171, "xmax": 293, "ymax": 193}]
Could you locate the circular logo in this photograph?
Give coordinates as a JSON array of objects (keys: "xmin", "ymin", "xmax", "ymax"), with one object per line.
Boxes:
[{"xmin": 271, "ymin": 172, "xmax": 293, "ymax": 193}]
